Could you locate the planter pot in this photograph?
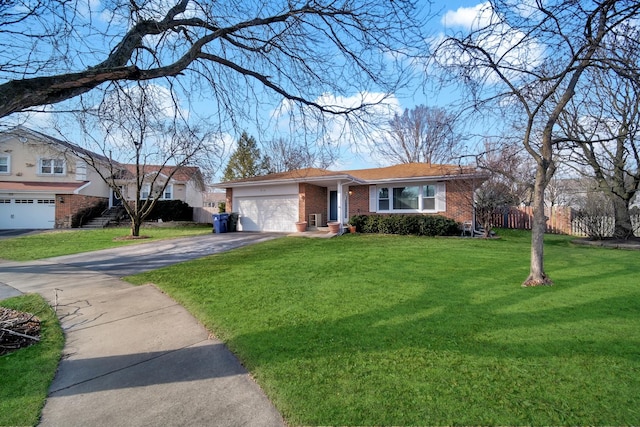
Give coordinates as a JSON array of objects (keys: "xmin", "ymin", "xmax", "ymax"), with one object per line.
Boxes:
[
  {"xmin": 348, "ymin": 225, "xmax": 356, "ymax": 234},
  {"xmin": 295, "ymin": 221, "xmax": 308, "ymax": 232},
  {"xmin": 327, "ymin": 222, "xmax": 341, "ymax": 234}
]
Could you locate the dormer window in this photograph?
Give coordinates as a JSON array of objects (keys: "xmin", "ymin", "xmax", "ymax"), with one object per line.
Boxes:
[{"xmin": 39, "ymin": 158, "xmax": 65, "ymax": 175}]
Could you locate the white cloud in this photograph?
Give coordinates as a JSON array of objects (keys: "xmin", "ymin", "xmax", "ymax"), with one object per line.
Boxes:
[
  {"xmin": 3, "ymin": 106, "xmax": 56, "ymax": 132},
  {"xmin": 441, "ymin": 2, "xmax": 494, "ymax": 30},
  {"xmin": 435, "ymin": 2, "xmax": 545, "ymax": 83},
  {"xmin": 271, "ymin": 91, "xmax": 402, "ymax": 168}
]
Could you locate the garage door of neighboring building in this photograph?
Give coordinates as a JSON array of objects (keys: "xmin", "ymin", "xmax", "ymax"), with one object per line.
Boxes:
[
  {"xmin": 236, "ymin": 195, "xmax": 298, "ymax": 232},
  {"xmin": 0, "ymin": 198, "xmax": 56, "ymax": 229}
]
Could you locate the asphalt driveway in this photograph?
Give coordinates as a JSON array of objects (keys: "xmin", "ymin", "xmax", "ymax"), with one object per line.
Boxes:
[
  {"xmin": 0, "ymin": 229, "xmax": 43, "ymax": 239},
  {"xmin": 45, "ymin": 231, "xmax": 284, "ymax": 277}
]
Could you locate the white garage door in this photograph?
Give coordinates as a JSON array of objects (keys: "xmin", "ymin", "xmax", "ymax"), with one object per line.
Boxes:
[
  {"xmin": 0, "ymin": 198, "xmax": 56, "ymax": 229},
  {"xmin": 236, "ymin": 195, "xmax": 298, "ymax": 232}
]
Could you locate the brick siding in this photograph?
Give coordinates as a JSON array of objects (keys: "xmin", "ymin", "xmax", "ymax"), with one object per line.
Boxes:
[
  {"xmin": 443, "ymin": 180, "xmax": 475, "ymax": 223},
  {"xmin": 348, "ymin": 185, "xmax": 370, "ymax": 217},
  {"xmin": 55, "ymin": 194, "xmax": 108, "ymax": 228},
  {"xmin": 299, "ymin": 183, "xmax": 328, "ymax": 225},
  {"xmin": 225, "ymin": 188, "xmax": 233, "ymax": 212}
]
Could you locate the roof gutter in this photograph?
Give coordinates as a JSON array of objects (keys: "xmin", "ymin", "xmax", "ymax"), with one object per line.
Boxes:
[
  {"xmin": 214, "ymin": 174, "xmax": 367, "ymax": 188},
  {"xmin": 363, "ymin": 172, "xmax": 488, "ymax": 184}
]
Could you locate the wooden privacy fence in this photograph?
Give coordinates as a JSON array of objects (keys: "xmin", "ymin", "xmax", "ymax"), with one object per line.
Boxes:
[
  {"xmin": 488, "ymin": 206, "xmax": 574, "ymax": 235},
  {"xmin": 193, "ymin": 206, "xmax": 218, "ymax": 224}
]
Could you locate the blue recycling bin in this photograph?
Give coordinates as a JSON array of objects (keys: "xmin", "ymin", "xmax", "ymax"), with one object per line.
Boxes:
[{"xmin": 212, "ymin": 213, "xmax": 229, "ymax": 233}]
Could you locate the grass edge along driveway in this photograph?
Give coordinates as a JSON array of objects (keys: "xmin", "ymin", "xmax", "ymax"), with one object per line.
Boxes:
[
  {"xmin": 126, "ymin": 230, "xmax": 640, "ymax": 426},
  {"xmin": 0, "ymin": 225, "xmax": 213, "ymax": 261}
]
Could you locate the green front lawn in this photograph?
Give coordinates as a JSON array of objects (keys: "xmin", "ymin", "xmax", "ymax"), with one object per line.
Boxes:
[
  {"xmin": 0, "ymin": 225, "xmax": 212, "ymax": 261},
  {"xmin": 127, "ymin": 231, "xmax": 640, "ymax": 426},
  {"xmin": 0, "ymin": 294, "xmax": 64, "ymax": 426}
]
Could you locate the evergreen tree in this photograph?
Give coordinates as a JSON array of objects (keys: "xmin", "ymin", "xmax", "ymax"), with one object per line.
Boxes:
[{"xmin": 222, "ymin": 132, "xmax": 266, "ymax": 181}]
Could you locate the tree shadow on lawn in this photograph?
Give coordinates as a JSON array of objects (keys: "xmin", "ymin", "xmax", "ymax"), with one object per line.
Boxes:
[
  {"xmin": 226, "ymin": 264, "xmax": 640, "ymax": 424},
  {"xmin": 232, "ymin": 279, "xmax": 640, "ymax": 365}
]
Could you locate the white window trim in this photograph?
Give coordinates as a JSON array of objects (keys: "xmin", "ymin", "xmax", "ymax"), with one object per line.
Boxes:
[
  {"xmin": 141, "ymin": 183, "xmax": 173, "ymax": 200},
  {"xmin": 373, "ymin": 182, "xmax": 444, "ymax": 213},
  {"xmin": 0, "ymin": 154, "xmax": 10, "ymax": 174},
  {"xmin": 38, "ymin": 158, "xmax": 66, "ymax": 176},
  {"xmin": 141, "ymin": 183, "xmax": 151, "ymax": 200},
  {"xmin": 163, "ymin": 184, "xmax": 173, "ymax": 200}
]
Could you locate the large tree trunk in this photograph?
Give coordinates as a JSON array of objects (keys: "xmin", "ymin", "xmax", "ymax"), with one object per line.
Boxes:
[
  {"xmin": 612, "ymin": 196, "xmax": 634, "ymax": 240},
  {"xmin": 131, "ymin": 218, "xmax": 141, "ymax": 237},
  {"xmin": 522, "ymin": 165, "xmax": 554, "ymax": 287}
]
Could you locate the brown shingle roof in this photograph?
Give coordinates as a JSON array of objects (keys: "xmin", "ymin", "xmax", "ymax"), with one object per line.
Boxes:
[
  {"xmin": 121, "ymin": 164, "xmax": 202, "ymax": 182},
  {"xmin": 220, "ymin": 163, "xmax": 481, "ymax": 186},
  {"xmin": 221, "ymin": 168, "xmax": 342, "ymax": 184},
  {"xmin": 344, "ymin": 163, "xmax": 475, "ymax": 180}
]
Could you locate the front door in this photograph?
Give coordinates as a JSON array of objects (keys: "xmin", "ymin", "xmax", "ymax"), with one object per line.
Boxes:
[
  {"xmin": 111, "ymin": 187, "xmax": 123, "ymax": 207},
  {"xmin": 329, "ymin": 191, "xmax": 338, "ymax": 222}
]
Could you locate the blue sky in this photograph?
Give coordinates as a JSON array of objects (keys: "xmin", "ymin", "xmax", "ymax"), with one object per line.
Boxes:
[{"xmin": 6, "ymin": 0, "xmax": 489, "ymax": 179}]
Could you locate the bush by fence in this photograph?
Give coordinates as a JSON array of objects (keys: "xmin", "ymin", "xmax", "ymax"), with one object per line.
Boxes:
[{"xmin": 349, "ymin": 214, "xmax": 460, "ymax": 237}]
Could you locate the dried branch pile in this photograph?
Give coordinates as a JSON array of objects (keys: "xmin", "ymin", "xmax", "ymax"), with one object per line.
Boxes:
[{"xmin": 0, "ymin": 307, "xmax": 41, "ymax": 356}]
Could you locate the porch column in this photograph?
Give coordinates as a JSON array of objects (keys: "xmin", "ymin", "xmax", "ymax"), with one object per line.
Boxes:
[{"xmin": 336, "ymin": 181, "xmax": 344, "ymax": 232}]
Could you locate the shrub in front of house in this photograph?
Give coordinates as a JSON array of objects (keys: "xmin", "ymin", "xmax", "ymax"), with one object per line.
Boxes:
[
  {"xmin": 349, "ymin": 214, "xmax": 460, "ymax": 237},
  {"xmin": 147, "ymin": 200, "xmax": 193, "ymax": 222}
]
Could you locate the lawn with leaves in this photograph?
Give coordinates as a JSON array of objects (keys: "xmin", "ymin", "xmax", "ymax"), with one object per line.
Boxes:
[
  {"xmin": 0, "ymin": 225, "xmax": 212, "ymax": 261},
  {"xmin": 0, "ymin": 294, "xmax": 64, "ymax": 426},
  {"xmin": 127, "ymin": 230, "xmax": 640, "ymax": 425}
]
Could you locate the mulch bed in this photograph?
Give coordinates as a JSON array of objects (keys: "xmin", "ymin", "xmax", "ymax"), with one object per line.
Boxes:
[
  {"xmin": 572, "ymin": 236, "xmax": 640, "ymax": 250},
  {"xmin": 0, "ymin": 307, "xmax": 41, "ymax": 356},
  {"xmin": 112, "ymin": 235, "xmax": 151, "ymax": 241}
]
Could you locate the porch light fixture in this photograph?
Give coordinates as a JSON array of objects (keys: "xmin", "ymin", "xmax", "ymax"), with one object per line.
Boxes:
[
  {"xmin": 58, "ymin": 196, "xmax": 64, "ymax": 203},
  {"xmin": 348, "ymin": 190, "xmax": 353, "ymax": 196}
]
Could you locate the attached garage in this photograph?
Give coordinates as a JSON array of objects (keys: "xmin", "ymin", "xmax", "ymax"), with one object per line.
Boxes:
[
  {"xmin": 0, "ymin": 182, "xmax": 89, "ymax": 230},
  {"xmin": 0, "ymin": 196, "xmax": 56, "ymax": 229},
  {"xmin": 236, "ymin": 195, "xmax": 298, "ymax": 232},
  {"xmin": 231, "ymin": 183, "xmax": 300, "ymax": 232}
]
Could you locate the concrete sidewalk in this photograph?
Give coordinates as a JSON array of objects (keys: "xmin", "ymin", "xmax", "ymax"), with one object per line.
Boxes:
[{"xmin": 0, "ymin": 234, "xmax": 286, "ymax": 426}]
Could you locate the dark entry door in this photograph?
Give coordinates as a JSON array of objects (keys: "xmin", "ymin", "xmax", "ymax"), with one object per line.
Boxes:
[
  {"xmin": 111, "ymin": 187, "xmax": 123, "ymax": 207},
  {"xmin": 329, "ymin": 191, "xmax": 338, "ymax": 222}
]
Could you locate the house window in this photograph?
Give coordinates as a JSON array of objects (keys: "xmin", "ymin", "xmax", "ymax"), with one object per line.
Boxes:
[
  {"xmin": 0, "ymin": 155, "xmax": 9, "ymax": 173},
  {"xmin": 393, "ymin": 186, "xmax": 419, "ymax": 210},
  {"xmin": 75, "ymin": 161, "xmax": 87, "ymax": 180},
  {"xmin": 378, "ymin": 187, "xmax": 389, "ymax": 210},
  {"xmin": 163, "ymin": 185, "xmax": 173, "ymax": 200},
  {"xmin": 39, "ymin": 158, "xmax": 65, "ymax": 175},
  {"xmin": 141, "ymin": 184, "xmax": 151, "ymax": 200},
  {"xmin": 375, "ymin": 183, "xmax": 440, "ymax": 212},
  {"xmin": 141, "ymin": 183, "xmax": 172, "ymax": 200},
  {"xmin": 423, "ymin": 185, "xmax": 436, "ymax": 210}
]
